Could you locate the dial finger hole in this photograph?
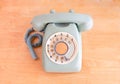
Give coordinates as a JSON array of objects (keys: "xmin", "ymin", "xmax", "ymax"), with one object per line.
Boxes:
[
  {"xmin": 51, "ymin": 49, "xmax": 54, "ymax": 52},
  {"xmin": 68, "ymin": 41, "xmax": 71, "ymax": 44},
  {"xmin": 66, "ymin": 34, "xmax": 69, "ymax": 37},
  {"xmin": 55, "ymin": 56, "xmax": 58, "ymax": 62},
  {"xmin": 71, "ymin": 38, "xmax": 73, "ymax": 41},
  {"xmin": 52, "ymin": 53, "xmax": 55, "ymax": 56},
  {"xmin": 53, "ymin": 41, "xmax": 55, "ymax": 43},
  {"xmin": 65, "ymin": 38, "xmax": 67, "ymax": 41},
  {"xmin": 51, "ymin": 45, "xmax": 53, "ymax": 48},
  {"xmin": 56, "ymin": 38, "xmax": 58, "ymax": 41},
  {"xmin": 60, "ymin": 37, "xmax": 62, "ymax": 40},
  {"xmin": 61, "ymin": 57, "xmax": 64, "ymax": 62},
  {"xmin": 54, "ymin": 35, "xmax": 56, "ymax": 37}
]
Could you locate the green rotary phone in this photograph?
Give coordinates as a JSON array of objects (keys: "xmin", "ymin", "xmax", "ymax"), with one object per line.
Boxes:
[{"xmin": 25, "ymin": 10, "xmax": 93, "ymax": 72}]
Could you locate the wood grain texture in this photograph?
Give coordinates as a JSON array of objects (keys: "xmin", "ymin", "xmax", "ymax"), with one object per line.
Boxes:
[{"xmin": 0, "ymin": 0, "xmax": 120, "ymax": 84}]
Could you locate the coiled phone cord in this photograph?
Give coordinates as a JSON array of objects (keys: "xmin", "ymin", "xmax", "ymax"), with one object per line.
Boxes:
[{"xmin": 24, "ymin": 28, "xmax": 43, "ymax": 60}]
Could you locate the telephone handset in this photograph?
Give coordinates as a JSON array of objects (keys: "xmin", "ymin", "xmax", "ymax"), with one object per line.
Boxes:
[
  {"xmin": 25, "ymin": 10, "xmax": 93, "ymax": 72},
  {"xmin": 32, "ymin": 11, "xmax": 93, "ymax": 32}
]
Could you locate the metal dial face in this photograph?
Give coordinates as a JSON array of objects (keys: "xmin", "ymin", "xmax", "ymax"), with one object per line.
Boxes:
[{"xmin": 46, "ymin": 32, "xmax": 78, "ymax": 64}]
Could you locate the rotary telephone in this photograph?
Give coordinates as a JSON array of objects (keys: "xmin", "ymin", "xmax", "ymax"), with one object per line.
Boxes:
[{"xmin": 25, "ymin": 10, "xmax": 93, "ymax": 72}]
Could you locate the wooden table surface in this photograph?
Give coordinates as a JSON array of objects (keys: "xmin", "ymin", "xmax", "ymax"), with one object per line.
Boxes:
[{"xmin": 0, "ymin": 0, "xmax": 120, "ymax": 84}]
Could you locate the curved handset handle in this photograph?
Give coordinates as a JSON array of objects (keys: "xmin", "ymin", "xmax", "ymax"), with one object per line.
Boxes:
[{"xmin": 31, "ymin": 13, "xmax": 93, "ymax": 32}]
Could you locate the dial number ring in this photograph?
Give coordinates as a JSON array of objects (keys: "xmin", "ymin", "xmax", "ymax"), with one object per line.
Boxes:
[{"xmin": 46, "ymin": 32, "xmax": 78, "ymax": 64}]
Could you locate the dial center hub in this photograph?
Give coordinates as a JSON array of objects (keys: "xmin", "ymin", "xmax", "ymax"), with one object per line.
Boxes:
[{"xmin": 55, "ymin": 42, "xmax": 68, "ymax": 55}]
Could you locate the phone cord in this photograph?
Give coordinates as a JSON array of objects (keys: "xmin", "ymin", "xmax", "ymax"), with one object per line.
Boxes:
[{"xmin": 24, "ymin": 28, "xmax": 43, "ymax": 60}]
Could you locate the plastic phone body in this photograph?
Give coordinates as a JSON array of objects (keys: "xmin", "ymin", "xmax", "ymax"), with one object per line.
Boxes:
[{"xmin": 25, "ymin": 10, "xmax": 93, "ymax": 72}]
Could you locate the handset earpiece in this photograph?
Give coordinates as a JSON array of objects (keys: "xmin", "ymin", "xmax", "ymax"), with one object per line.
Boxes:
[{"xmin": 77, "ymin": 16, "xmax": 93, "ymax": 32}]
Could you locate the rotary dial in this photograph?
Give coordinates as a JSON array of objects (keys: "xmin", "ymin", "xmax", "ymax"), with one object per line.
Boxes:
[{"xmin": 46, "ymin": 32, "xmax": 78, "ymax": 64}]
